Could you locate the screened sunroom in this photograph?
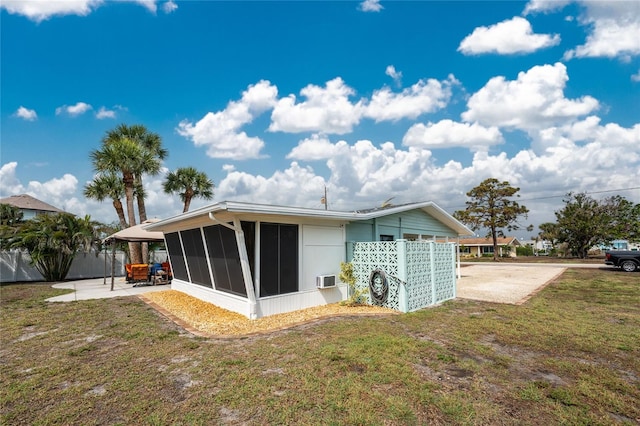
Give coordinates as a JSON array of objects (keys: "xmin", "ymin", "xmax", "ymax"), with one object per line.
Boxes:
[{"xmin": 145, "ymin": 201, "xmax": 472, "ymax": 319}]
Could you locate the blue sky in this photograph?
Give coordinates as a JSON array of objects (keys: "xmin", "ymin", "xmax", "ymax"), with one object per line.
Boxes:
[{"xmin": 1, "ymin": 0, "xmax": 639, "ymax": 238}]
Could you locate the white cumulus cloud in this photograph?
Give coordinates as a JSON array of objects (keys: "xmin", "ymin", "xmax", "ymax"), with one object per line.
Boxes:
[
  {"xmin": 462, "ymin": 62, "xmax": 599, "ymax": 130},
  {"xmin": 458, "ymin": 16, "xmax": 560, "ymax": 55},
  {"xmin": 95, "ymin": 107, "xmax": 116, "ymax": 119},
  {"xmin": 524, "ymin": 1, "xmax": 640, "ymax": 60},
  {"xmin": 0, "ymin": 0, "xmax": 101, "ymax": 22},
  {"xmin": 403, "ymin": 120, "xmax": 504, "ymax": 151},
  {"xmin": 269, "ymin": 78, "xmax": 365, "ymax": 135},
  {"xmin": 162, "ymin": 0, "xmax": 177, "ymax": 13},
  {"xmin": 56, "ymin": 102, "xmax": 93, "ymax": 117},
  {"xmin": 564, "ymin": 17, "xmax": 640, "ymax": 60},
  {"xmin": 523, "ymin": 0, "xmax": 572, "ymax": 14},
  {"xmin": 0, "ymin": 0, "xmax": 174, "ymax": 22},
  {"xmin": 14, "ymin": 106, "xmax": 38, "ymax": 121},
  {"xmin": 385, "ymin": 65, "xmax": 402, "ymax": 86},
  {"xmin": 217, "ymin": 162, "xmax": 328, "ymax": 207},
  {"xmin": 177, "ymin": 80, "xmax": 277, "ymax": 160},
  {"xmin": 359, "ymin": 0, "xmax": 383, "ymax": 12},
  {"xmin": 0, "ymin": 162, "xmax": 25, "ymax": 196},
  {"xmin": 365, "ymin": 76, "xmax": 456, "ymax": 122},
  {"xmin": 287, "ymin": 134, "xmax": 340, "ymax": 161}
]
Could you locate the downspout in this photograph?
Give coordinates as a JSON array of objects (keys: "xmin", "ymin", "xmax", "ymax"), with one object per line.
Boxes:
[{"xmin": 208, "ymin": 212, "xmax": 258, "ymax": 319}]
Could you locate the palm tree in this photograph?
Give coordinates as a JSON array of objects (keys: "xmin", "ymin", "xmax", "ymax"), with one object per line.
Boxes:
[
  {"xmin": 90, "ymin": 124, "xmax": 167, "ymax": 263},
  {"xmin": 83, "ymin": 173, "xmax": 128, "ymax": 229},
  {"xmin": 90, "ymin": 137, "xmax": 146, "ymax": 263},
  {"xmin": 104, "ymin": 124, "xmax": 167, "ymax": 223},
  {"xmin": 9, "ymin": 213, "xmax": 101, "ymax": 281},
  {"xmin": 163, "ymin": 167, "xmax": 214, "ymax": 212},
  {"xmin": 0, "ymin": 204, "xmax": 24, "ymax": 249}
]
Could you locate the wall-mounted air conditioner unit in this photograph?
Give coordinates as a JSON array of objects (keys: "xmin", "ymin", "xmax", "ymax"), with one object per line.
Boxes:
[{"xmin": 316, "ymin": 274, "xmax": 336, "ymax": 289}]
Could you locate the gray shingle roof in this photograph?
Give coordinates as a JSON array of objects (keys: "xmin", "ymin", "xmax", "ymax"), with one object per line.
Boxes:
[{"xmin": 0, "ymin": 194, "xmax": 64, "ymax": 213}]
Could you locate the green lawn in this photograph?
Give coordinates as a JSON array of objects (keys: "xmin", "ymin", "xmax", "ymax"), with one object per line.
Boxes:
[{"xmin": 1, "ymin": 269, "xmax": 639, "ymax": 425}]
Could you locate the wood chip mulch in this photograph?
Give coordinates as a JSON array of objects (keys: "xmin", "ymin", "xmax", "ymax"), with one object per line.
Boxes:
[{"xmin": 141, "ymin": 290, "xmax": 397, "ymax": 338}]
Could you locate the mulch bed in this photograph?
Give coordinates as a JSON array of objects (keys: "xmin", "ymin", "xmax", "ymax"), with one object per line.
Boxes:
[{"xmin": 141, "ymin": 290, "xmax": 396, "ymax": 338}]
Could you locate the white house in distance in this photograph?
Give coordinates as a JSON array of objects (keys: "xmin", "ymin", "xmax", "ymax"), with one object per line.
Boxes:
[
  {"xmin": 0, "ymin": 194, "xmax": 64, "ymax": 220},
  {"xmin": 145, "ymin": 201, "xmax": 473, "ymax": 319},
  {"xmin": 457, "ymin": 236, "xmax": 523, "ymax": 258}
]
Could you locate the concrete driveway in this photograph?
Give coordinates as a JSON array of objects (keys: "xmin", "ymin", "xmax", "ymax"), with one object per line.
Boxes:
[{"xmin": 456, "ymin": 263, "xmax": 605, "ymax": 304}]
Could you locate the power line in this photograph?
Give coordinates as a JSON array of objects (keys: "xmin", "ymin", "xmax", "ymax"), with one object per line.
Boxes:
[
  {"xmin": 519, "ymin": 186, "xmax": 640, "ymax": 202},
  {"xmin": 449, "ymin": 186, "xmax": 640, "ymax": 210}
]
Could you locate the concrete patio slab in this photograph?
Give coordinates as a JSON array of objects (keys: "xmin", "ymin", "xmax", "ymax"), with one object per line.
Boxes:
[{"xmin": 47, "ymin": 277, "xmax": 169, "ymax": 302}]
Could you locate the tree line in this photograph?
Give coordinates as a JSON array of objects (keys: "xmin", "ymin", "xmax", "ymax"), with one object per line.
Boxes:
[
  {"xmin": 454, "ymin": 178, "xmax": 640, "ymax": 260},
  {"xmin": 1, "ymin": 123, "xmax": 214, "ymax": 280},
  {"xmin": 1, "ymin": 122, "xmax": 638, "ymax": 280}
]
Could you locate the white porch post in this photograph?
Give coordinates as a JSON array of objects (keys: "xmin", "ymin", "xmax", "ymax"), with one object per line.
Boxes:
[
  {"xmin": 397, "ymin": 239, "xmax": 408, "ymax": 313},
  {"xmin": 209, "ymin": 212, "xmax": 258, "ymax": 319},
  {"xmin": 233, "ymin": 218, "xmax": 258, "ymax": 319}
]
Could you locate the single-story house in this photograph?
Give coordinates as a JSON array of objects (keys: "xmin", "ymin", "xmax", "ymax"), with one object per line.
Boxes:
[
  {"xmin": 457, "ymin": 236, "xmax": 522, "ymax": 258},
  {"xmin": 0, "ymin": 194, "xmax": 64, "ymax": 220},
  {"xmin": 145, "ymin": 201, "xmax": 473, "ymax": 319}
]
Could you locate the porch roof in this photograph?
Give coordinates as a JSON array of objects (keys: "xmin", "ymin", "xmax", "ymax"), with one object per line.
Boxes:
[
  {"xmin": 457, "ymin": 236, "xmax": 522, "ymax": 247},
  {"xmin": 146, "ymin": 200, "xmax": 473, "ymax": 236}
]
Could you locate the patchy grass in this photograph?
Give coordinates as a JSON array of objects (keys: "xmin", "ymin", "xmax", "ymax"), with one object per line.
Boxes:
[{"xmin": 1, "ymin": 269, "xmax": 638, "ymax": 425}]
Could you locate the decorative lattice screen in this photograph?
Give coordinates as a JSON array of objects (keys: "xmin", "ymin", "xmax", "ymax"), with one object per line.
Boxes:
[
  {"xmin": 351, "ymin": 240, "xmax": 456, "ymax": 312},
  {"xmin": 351, "ymin": 241, "xmax": 401, "ymax": 310}
]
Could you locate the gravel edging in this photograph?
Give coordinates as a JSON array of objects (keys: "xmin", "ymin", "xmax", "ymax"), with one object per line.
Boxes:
[{"xmin": 139, "ymin": 292, "xmax": 398, "ymax": 339}]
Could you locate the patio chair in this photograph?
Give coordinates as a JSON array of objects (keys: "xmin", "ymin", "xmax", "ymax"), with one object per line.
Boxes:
[{"xmin": 125, "ymin": 263, "xmax": 150, "ymax": 284}]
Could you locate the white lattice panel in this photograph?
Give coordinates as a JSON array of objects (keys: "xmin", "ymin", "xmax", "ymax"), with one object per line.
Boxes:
[
  {"xmin": 405, "ymin": 241, "xmax": 434, "ymax": 310},
  {"xmin": 433, "ymin": 244, "xmax": 456, "ymax": 302},
  {"xmin": 352, "ymin": 242, "xmax": 400, "ymax": 310},
  {"xmin": 351, "ymin": 241, "xmax": 456, "ymax": 312}
]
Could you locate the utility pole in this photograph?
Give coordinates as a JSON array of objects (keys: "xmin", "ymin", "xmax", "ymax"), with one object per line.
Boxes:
[{"xmin": 321, "ymin": 186, "xmax": 328, "ymax": 210}]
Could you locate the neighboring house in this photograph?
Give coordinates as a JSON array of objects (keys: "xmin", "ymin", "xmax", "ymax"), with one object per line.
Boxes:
[
  {"xmin": 603, "ymin": 240, "xmax": 640, "ymax": 251},
  {"xmin": 522, "ymin": 239, "xmax": 553, "ymax": 255},
  {"xmin": 457, "ymin": 236, "xmax": 522, "ymax": 258},
  {"xmin": 146, "ymin": 201, "xmax": 473, "ymax": 319},
  {"xmin": 0, "ymin": 194, "xmax": 64, "ymax": 220}
]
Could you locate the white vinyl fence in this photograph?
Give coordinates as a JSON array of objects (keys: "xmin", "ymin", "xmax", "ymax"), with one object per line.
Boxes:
[{"xmin": 0, "ymin": 250, "xmax": 127, "ymax": 283}]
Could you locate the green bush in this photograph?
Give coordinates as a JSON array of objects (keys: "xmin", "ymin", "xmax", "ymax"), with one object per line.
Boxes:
[{"xmin": 339, "ymin": 262, "xmax": 367, "ymax": 306}]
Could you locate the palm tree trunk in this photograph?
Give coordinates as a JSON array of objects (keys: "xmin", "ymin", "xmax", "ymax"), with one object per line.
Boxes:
[
  {"xmin": 124, "ymin": 173, "xmax": 142, "ymax": 264},
  {"xmin": 135, "ymin": 184, "xmax": 149, "ymax": 263},
  {"xmin": 113, "ymin": 199, "xmax": 128, "ymax": 229}
]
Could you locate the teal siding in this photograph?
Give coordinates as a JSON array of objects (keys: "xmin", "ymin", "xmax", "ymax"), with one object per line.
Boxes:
[
  {"xmin": 345, "ymin": 208, "xmax": 460, "ymax": 261},
  {"xmin": 346, "ymin": 209, "xmax": 458, "ymax": 244},
  {"xmin": 345, "ymin": 221, "xmax": 374, "ymax": 242}
]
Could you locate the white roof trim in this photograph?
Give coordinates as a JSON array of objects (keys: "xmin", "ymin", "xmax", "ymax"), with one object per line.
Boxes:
[{"xmin": 146, "ymin": 200, "xmax": 474, "ymax": 236}]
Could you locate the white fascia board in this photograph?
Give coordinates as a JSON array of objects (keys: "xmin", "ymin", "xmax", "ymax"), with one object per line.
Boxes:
[
  {"xmin": 145, "ymin": 201, "xmax": 359, "ymax": 231},
  {"xmin": 146, "ymin": 200, "xmax": 473, "ymax": 236}
]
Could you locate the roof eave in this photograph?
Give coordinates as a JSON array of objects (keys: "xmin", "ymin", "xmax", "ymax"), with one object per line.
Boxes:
[{"xmin": 146, "ymin": 200, "xmax": 474, "ymax": 236}]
